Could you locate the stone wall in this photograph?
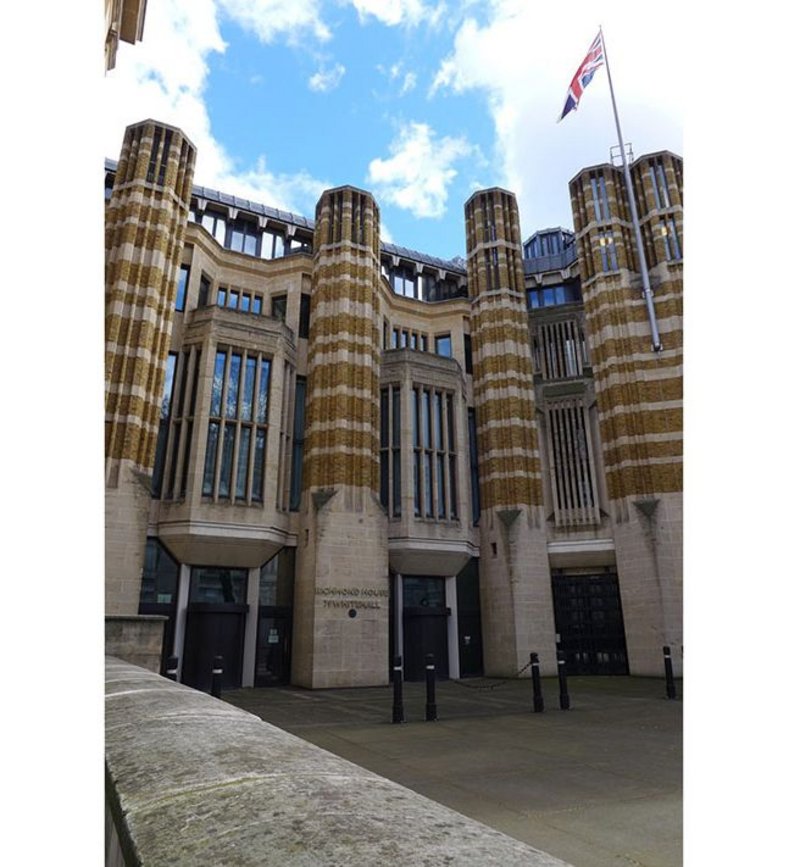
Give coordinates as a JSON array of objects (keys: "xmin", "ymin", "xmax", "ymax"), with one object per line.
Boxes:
[
  {"xmin": 105, "ymin": 616, "xmax": 166, "ymax": 673},
  {"xmin": 106, "ymin": 657, "xmax": 571, "ymax": 865}
]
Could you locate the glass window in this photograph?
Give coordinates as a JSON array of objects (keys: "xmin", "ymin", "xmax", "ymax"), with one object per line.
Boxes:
[
  {"xmin": 299, "ymin": 293, "xmax": 311, "ymax": 339},
  {"xmin": 202, "ymin": 210, "xmax": 227, "ymax": 245},
  {"xmin": 217, "ymin": 288, "xmax": 227, "ymax": 307},
  {"xmin": 272, "ymin": 295, "xmax": 287, "ymax": 321},
  {"xmin": 175, "ymin": 265, "xmax": 189, "ymax": 312},
  {"xmin": 403, "ymin": 576, "xmax": 445, "ymax": 608},
  {"xmin": 290, "ymin": 377, "xmax": 306, "ymax": 511},
  {"xmin": 190, "ymin": 567, "xmax": 247, "ymax": 604},
  {"xmin": 599, "ymin": 231, "xmax": 618, "ymax": 271},
  {"xmin": 139, "ymin": 539, "xmax": 179, "ymax": 605},
  {"xmin": 198, "ymin": 275, "xmax": 210, "ymax": 307},
  {"xmin": 240, "ymin": 294, "xmax": 251, "ymax": 313},
  {"xmin": 203, "ymin": 348, "xmax": 270, "ymax": 503},
  {"xmin": 435, "ymin": 334, "xmax": 452, "ymax": 357},
  {"xmin": 252, "ymin": 296, "xmax": 263, "ymax": 315},
  {"xmin": 152, "ymin": 353, "xmax": 178, "ymax": 498}
]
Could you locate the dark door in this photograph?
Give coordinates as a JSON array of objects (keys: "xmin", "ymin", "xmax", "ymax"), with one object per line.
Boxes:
[
  {"xmin": 402, "ymin": 576, "xmax": 449, "ymax": 681},
  {"xmin": 182, "ymin": 567, "xmax": 249, "ymax": 691},
  {"xmin": 551, "ymin": 570, "xmax": 629, "ymax": 675},
  {"xmin": 182, "ymin": 603, "xmax": 248, "ymax": 691},
  {"xmin": 254, "ymin": 606, "xmax": 292, "ymax": 686},
  {"xmin": 403, "ymin": 608, "xmax": 450, "ymax": 681}
]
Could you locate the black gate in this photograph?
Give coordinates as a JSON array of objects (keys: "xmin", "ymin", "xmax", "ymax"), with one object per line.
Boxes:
[{"xmin": 551, "ymin": 569, "xmax": 629, "ymax": 675}]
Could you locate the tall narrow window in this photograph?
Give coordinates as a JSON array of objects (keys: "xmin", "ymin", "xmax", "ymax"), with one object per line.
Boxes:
[
  {"xmin": 152, "ymin": 352, "xmax": 177, "ymax": 498},
  {"xmin": 650, "ymin": 158, "xmax": 671, "ymax": 209},
  {"xmin": 590, "ymin": 173, "xmax": 610, "ymax": 222},
  {"xmin": 298, "ymin": 293, "xmax": 311, "ymax": 339},
  {"xmin": 380, "ymin": 385, "xmax": 402, "ymax": 517},
  {"xmin": 202, "ymin": 347, "xmax": 271, "ymax": 503},
  {"xmin": 175, "ymin": 265, "xmax": 189, "ymax": 312},
  {"xmin": 463, "ymin": 333, "xmax": 473, "ymax": 374},
  {"xmin": 598, "ymin": 230, "xmax": 618, "ymax": 271},
  {"xmin": 468, "ymin": 408, "xmax": 480, "ymax": 524},
  {"xmin": 198, "ymin": 274, "xmax": 210, "ymax": 307},
  {"xmin": 158, "ymin": 347, "xmax": 202, "ymax": 500},
  {"xmin": 290, "ymin": 377, "xmax": 306, "ymax": 511},
  {"xmin": 660, "ymin": 218, "xmax": 682, "ymax": 261}
]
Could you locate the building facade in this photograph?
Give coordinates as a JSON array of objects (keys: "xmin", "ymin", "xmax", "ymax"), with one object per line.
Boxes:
[{"xmin": 105, "ymin": 119, "xmax": 683, "ymax": 690}]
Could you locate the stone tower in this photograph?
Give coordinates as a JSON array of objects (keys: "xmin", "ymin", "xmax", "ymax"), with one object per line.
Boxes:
[
  {"xmin": 292, "ymin": 187, "xmax": 389, "ymax": 687},
  {"xmin": 569, "ymin": 152, "xmax": 683, "ymax": 674},
  {"xmin": 105, "ymin": 119, "xmax": 196, "ymax": 614},
  {"xmin": 465, "ymin": 188, "xmax": 557, "ymax": 675}
]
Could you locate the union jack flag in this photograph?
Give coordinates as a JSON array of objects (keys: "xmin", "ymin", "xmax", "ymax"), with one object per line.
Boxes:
[{"xmin": 558, "ymin": 32, "xmax": 605, "ymax": 122}]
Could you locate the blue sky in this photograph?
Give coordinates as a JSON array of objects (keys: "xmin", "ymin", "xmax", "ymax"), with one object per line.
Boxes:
[{"xmin": 104, "ymin": 0, "xmax": 683, "ymax": 260}]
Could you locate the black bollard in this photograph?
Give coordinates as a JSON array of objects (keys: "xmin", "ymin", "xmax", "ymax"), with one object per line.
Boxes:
[
  {"xmin": 392, "ymin": 655, "xmax": 405, "ymax": 724},
  {"xmin": 211, "ymin": 655, "xmax": 223, "ymax": 699},
  {"xmin": 557, "ymin": 650, "xmax": 570, "ymax": 710},
  {"xmin": 165, "ymin": 655, "xmax": 179, "ymax": 682},
  {"xmin": 530, "ymin": 652, "xmax": 544, "ymax": 713},
  {"xmin": 663, "ymin": 645, "xmax": 677, "ymax": 700},
  {"xmin": 425, "ymin": 653, "xmax": 437, "ymax": 721}
]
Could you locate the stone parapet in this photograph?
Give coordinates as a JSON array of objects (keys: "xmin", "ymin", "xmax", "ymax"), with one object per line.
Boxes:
[
  {"xmin": 105, "ymin": 617, "xmax": 166, "ymax": 673},
  {"xmin": 105, "ymin": 657, "xmax": 571, "ymax": 866}
]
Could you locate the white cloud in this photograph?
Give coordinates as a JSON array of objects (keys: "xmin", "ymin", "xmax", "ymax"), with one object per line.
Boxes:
[
  {"xmin": 104, "ymin": 0, "xmax": 330, "ymax": 216},
  {"xmin": 429, "ymin": 0, "xmax": 684, "ymax": 231},
  {"xmin": 367, "ymin": 122, "xmax": 474, "ymax": 218},
  {"xmin": 309, "ymin": 63, "xmax": 346, "ymax": 93},
  {"xmin": 219, "ymin": 0, "xmax": 330, "ymax": 44},
  {"xmin": 351, "ymin": 0, "xmax": 445, "ymax": 28}
]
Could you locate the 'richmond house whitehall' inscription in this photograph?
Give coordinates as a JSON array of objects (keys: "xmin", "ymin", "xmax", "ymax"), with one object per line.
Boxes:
[{"xmin": 315, "ymin": 586, "xmax": 390, "ymax": 610}]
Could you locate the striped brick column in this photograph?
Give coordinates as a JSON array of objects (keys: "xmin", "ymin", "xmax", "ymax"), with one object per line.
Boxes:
[
  {"xmin": 465, "ymin": 188, "xmax": 556, "ymax": 676},
  {"xmin": 570, "ymin": 153, "xmax": 683, "ymax": 674},
  {"xmin": 105, "ymin": 119, "xmax": 195, "ymax": 615},
  {"xmin": 292, "ymin": 187, "xmax": 388, "ymax": 688}
]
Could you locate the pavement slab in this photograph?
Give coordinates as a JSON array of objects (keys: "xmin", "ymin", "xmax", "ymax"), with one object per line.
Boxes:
[{"xmin": 225, "ymin": 676, "xmax": 682, "ymax": 867}]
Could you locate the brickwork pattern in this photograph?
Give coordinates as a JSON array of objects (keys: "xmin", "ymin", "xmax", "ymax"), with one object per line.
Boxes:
[
  {"xmin": 105, "ymin": 120, "xmax": 196, "ymax": 476},
  {"xmin": 465, "ymin": 189, "xmax": 542, "ymax": 510},
  {"xmin": 304, "ymin": 188, "xmax": 381, "ymax": 492},
  {"xmin": 569, "ymin": 154, "xmax": 683, "ymax": 500}
]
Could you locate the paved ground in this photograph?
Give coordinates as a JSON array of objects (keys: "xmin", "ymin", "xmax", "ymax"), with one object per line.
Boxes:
[{"xmin": 224, "ymin": 676, "xmax": 682, "ymax": 867}]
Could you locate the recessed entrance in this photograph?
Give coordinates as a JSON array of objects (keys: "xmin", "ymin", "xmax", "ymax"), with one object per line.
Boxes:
[
  {"xmin": 402, "ymin": 576, "xmax": 450, "ymax": 681},
  {"xmin": 182, "ymin": 567, "xmax": 248, "ymax": 691},
  {"xmin": 551, "ymin": 568, "xmax": 629, "ymax": 675}
]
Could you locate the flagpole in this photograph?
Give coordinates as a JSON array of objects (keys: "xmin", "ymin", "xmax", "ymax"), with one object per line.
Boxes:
[{"xmin": 599, "ymin": 26, "xmax": 662, "ymax": 352}]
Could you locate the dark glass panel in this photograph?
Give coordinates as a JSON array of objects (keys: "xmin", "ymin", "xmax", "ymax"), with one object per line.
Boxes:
[
  {"xmin": 257, "ymin": 359, "xmax": 271, "ymax": 423},
  {"xmin": 226, "ymin": 353, "xmax": 242, "ymax": 419},
  {"xmin": 202, "ymin": 421, "xmax": 219, "ymax": 496},
  {"xmin": 219, "ymin": 422, "xmax": 236, "ymax": 498},
  {"xmin": 236, "ymin": 425, "xmax": 251, "ymax": 500},
  {"xmin": 176, "ymin": 265, "xmax": 189, "ymax": 312},
  {"xmin": 139, "ymin": 539, "xmax": 179, "ymax": 605},
  {"xmin": 252, "ymin": 428, "xmax": 266, "ymax": 502},
  {"xmin": 241, "ymin": 356, "xmax": 256, "ymax": 422},
  {"xmin": 190, "ymin": 567, "xmax": 247, "ymax": 604}
]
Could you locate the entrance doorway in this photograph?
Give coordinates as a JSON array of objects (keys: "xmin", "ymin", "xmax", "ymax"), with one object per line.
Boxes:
[
  {"xmin": 182, "ymin": 567, "xmax": 248, "ymax": 691},
  {"xmin": 402, "ymin": 576, "xmax": 450, "ymax": 681},
  {"xmin": 551, "ymin": 568, "xmax": 629, "ymax": 675},
  {"xmin": 254, "ymin": 608, "xmax": 292, "ymax": 686}
]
